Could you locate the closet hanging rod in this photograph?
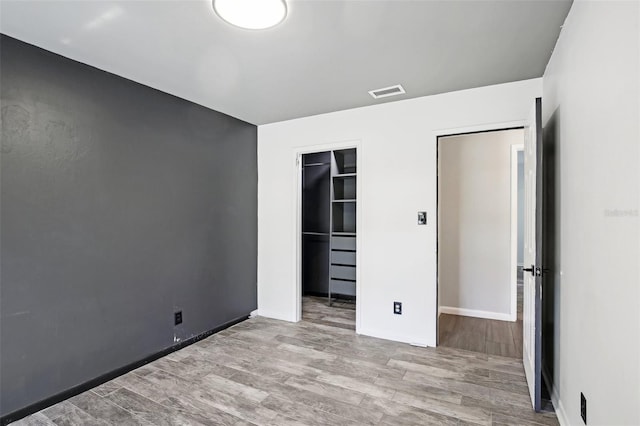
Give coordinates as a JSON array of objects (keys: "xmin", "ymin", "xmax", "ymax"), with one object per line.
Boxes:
[{"xmin": 303, "ymin": 162, "xmax": 331, "ymax": 167}]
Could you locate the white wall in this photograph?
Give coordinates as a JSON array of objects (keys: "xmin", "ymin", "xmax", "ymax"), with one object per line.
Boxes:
[
  {"xmin": 542, "ymin": 1, "xmax": 639, "ymax": 425},
  {"xmin": 517, "ymin": 151, "xmax": 524, "ymax": 266},
  {"xmin": 439, "ymin": 129, "xmax": 523, "ymax": 319},
  {"xmin": 258, "ymin": 78, "xmax": 541, "ymax": 346}
]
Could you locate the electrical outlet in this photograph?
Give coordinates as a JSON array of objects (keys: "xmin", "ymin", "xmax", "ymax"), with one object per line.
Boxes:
[
  {"xmin": 393, "ymin": 302, "xmax": 402, "ymax": 315},
  {"xmin": 174, "ymin": 311, "xmax": 183, "ymax": 325},
  {"xmin": 580, "ymin": 393, "xmax": 587, "ymax": 424}
]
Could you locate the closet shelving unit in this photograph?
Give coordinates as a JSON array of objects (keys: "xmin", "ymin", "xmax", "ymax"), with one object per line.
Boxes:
[{"xmin": 329, "ymin": 149, "xmax": 357, "ymax": 305}]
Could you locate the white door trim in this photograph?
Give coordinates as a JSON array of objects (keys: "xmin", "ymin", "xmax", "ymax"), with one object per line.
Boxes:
[
  {"xmin": 434, "ymin": 120, "xmax": 526, "ymax": 345},
  {"xmin": 432, "ymin": 120, "xmax": 526, "ymax": 139},
  {"xmin": 293, "ymin": 139, "xmax": 363, "ymax": 333}
]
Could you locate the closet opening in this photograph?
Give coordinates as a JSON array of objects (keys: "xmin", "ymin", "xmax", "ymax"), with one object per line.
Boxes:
[{"xmin": 299, "ymin": 148, "xmax": 357, "ymax": 330}]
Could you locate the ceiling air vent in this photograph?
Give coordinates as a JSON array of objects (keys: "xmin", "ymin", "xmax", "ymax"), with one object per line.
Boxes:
[{"xmin": 369, "ymin": 84, "xmax": 405, "ymax": 99}]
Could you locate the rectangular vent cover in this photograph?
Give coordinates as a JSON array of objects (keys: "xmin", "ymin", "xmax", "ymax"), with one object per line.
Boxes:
[{"xmin": 369, "ymin": 84, "xmax": 405, "ymax": 99}]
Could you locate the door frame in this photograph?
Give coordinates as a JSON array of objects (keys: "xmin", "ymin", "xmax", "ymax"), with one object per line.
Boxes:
[
  {"xmin": 293, "ymin": 139, "xmax": 362, "ymax": 332},
  {"xmin": 434, "ymin": 120, "xmax": 525, "ymax": 345}
]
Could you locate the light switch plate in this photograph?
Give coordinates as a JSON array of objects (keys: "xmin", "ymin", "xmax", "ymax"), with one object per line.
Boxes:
[{"xmin": 417, "ymin": 211, "xmax": 427, "ymax": 225}]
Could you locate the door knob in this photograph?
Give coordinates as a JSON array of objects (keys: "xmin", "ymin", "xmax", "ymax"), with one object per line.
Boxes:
[{"xmin": 523, "ymin": 265, "xmax": 535, "ymax": 276}]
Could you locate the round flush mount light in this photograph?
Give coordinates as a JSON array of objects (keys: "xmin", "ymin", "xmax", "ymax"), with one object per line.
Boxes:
[{"xmin": 213, "ymin": 0, "xmax": 287, "ymax": 30}]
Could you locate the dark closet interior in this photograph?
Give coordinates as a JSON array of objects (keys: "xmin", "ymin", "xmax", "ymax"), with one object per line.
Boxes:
[
  {"xmin": 302, "ymin": 152, "xmax": 331, "ymax": 295},
  {"xmin": 302, "ymin": 149, "xmax": 357, "ymax": 304}
]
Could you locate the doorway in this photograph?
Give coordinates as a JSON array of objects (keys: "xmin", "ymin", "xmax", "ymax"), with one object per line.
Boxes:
[
  {"xmin": 437, "ymin": 128, "xmax": 524, "ymax": 357},
  {"xmin": 297, "ymin": 147, "xmax": 359, "ymax": 330}
]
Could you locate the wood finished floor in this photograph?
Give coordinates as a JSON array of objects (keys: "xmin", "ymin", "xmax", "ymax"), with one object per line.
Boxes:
[
  {"xmin": 12, "ymin": 296, "xmax": 558, "ymax": 426},
  {"xmin": 439, "ymin": 281, "xmax": 524, "ymax": 359},
  {"xmin": 302, "ymin": 296, "xmax": 355, "ymax": 330},
  {"xmin": 438, "ymin": 315, "xmax": 523, "ymax": 359}
]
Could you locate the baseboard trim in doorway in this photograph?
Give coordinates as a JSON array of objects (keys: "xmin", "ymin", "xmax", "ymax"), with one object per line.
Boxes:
[
  {"xmin": 0, "ymin": 314, "xmax": 250, "ymax": 426},
  {"xmin": 440, "ymin": 306, "xmax": 514, "ymax": 322},
  {"xmin": 551, "ymin": 390, "xmax": 569, "ymax": 426},
  {"xmin": 358, "ymin": 327, "xmax": 430, "ymax": 347}
]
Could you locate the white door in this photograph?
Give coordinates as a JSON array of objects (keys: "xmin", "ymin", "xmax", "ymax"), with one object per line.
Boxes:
[{"xmin": 523, "ymin": 98, "xmax": 543, "ymax": 411}]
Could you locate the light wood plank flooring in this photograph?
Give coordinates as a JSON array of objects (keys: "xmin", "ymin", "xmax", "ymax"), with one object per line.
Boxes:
[
  {"xmin": 302, "ymin": 296, "xmax": 355, "ymax": 330},
  {"xmin": 11, "ymin": 308, "xmax": 558, "ymax": 426}
]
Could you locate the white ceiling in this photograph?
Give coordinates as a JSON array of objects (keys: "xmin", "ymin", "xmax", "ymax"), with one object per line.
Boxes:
[{"xmin": 0, "ymin": 0, "xmax": 572, "ymax": 125}]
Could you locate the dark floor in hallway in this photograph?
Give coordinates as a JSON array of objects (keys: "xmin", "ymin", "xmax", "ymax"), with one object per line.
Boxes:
[{"xmin": 439, "ymin": 278, "xmax": 524, "ymax": 359}]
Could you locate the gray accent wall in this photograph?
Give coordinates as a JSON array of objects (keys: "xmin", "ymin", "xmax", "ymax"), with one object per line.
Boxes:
[{"xmin": 0, "ymin": 35, "xmax": 257, "ymax": 416}]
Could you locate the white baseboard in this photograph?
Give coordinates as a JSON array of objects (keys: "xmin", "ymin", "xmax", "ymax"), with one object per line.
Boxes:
[
  {"xmin": 552, "ymin": 390, "xmax": 569, "ymax": 426},
  {"xmin": 358, "ymin": 327, "xmax": 433, "ymax": 348},
  {"xmin": 440, "ymin": 306, "xmax": 514, "ymax": 322},
  {"xmin": 254, "ymin": 310, "xmax": 296, "ymax": 322},
  {"xmin": 545, "ymin": 368, "xmax": 569, "ymax": 426}
]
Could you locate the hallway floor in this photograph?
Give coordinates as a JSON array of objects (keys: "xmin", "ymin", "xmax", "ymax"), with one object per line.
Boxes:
[
  {"xmin": 438, "ymin": 314, "xmax": 523, "ymax": 358},
  {"xmin": 439, "ymin": 279, "xmax": 524, "ymax": 359}
]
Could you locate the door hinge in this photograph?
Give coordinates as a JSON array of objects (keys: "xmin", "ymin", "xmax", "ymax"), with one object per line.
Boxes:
[{"xmin": 540, "ymin": 286, "xmax": 542, "ymax": 300}]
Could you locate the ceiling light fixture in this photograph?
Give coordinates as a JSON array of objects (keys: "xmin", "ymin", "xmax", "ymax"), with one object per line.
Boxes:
[{"xmin": 213, "ymin": 0, "xmax": 287, "ymax": 30}]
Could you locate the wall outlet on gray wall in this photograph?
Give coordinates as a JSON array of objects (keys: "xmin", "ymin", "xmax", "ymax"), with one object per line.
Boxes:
[
  {"xmin": 174, "ymin": 311, "xmax": 183, "ymax": 325},
  {"xmin": 393, "ymin": 302, "xmax": 402, "ymax": 315}
]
